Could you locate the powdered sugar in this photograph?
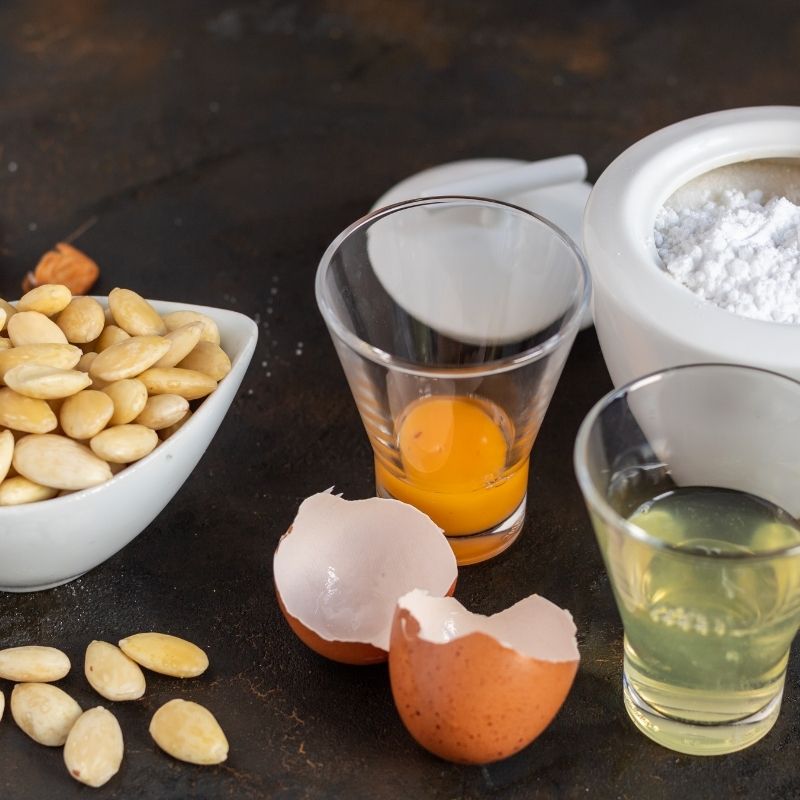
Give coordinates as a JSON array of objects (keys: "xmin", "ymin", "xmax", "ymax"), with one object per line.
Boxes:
[{"xmin": 654, "ymin": 189, "xmax": 800, "ymax": 323}]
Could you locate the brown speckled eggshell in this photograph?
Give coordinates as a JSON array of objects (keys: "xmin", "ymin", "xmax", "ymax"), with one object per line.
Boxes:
[{"xmin": 388, "ymin": 606, "xmax": 579, "ymax": 764}]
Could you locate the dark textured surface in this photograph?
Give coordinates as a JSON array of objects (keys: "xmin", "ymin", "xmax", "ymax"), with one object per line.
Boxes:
[{"xmin": 0, "ymin": 1, "xmax": 799, "ymax": 798}]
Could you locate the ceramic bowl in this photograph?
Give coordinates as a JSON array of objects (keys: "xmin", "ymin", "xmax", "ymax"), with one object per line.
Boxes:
[
  {"xmin": 583, "ymin": 106, "xmax": 800, "ymax": 387},
  {"xmin": 0, "ymin": 299, "xmax": 257, "ymax": 592}
]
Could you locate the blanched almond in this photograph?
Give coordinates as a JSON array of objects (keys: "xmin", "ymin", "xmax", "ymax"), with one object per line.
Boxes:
[
  {"xmin": 177, "ymin": 340, "xmax": 231, "ymax": 381},
  {"xmin": 90, "ymin": 336, "xmax": 170, "ymax": 382},
  {"xmin": 4, "ymin": 364, "xmax": 92, "ymax": 400},
  {"xmin": 64, "ymin": 707, "xmax": 124, "ymax": 788},
  {"xmin": 14, "ymin": 434, "xmax": 113, "ymax": 490},
  {"xmin": 149, "ymin": 699, "xmax": 228, "ymax": 765},
  {"xmin": 90, "ymin": 424, "xmax": 158, "ymax": 463},
  {"xmin": 0, "ymin": 477, "xmax": 58, "ymax": 505},
  {"xmin": 154, "ymin": 322, "xmax": 204, "ymax": 368},
  {"xmin": 60, "ymin": 390, "xmax": 114, "ymax": 440},
  {"xmin": 11, "ymin": 683, "xmax": 82, "ymax": 746},
  {"xmin": 17, "ymin": 284, "xmax": 72, "ymax": 316},
  {"xmin": 95, "ymin": 325, "xmax": 130, "ymax": 352},
  {"xmin": 0, "ymin": 388, "xmax": 58, "ymax": 433},
  {"xmin": 135, "ymin": 394, "xmax": 189, "ymax": 430},
  {"xmin": 159, "ymin": 409, "xmax": 191, "ymax": 440},
  {"xmin": 163, "ymin": 310, "xmax": 220, "ymax": 345},
  {"xmin": 85, "ymin": 641, "xmax": 146, "ymax": 702},
  {"xmin": 109, "ymin": 288, "xmax": 166, "ymax": 336},
  {"xmin": 7, "ymin": 311, "xmax": 69, "ymax": 346},
  {"xmin": 138, "ymin": 367, "xmax": 216, "ymax": 400},
  {"xmin": 118, "ymin": 632, "xmax": 208, "ymax": 677},
  {"xmin": 0, "ymin": 343, "xmax": 82, "ymax": 381},
  {"xmin": 0, "ymin": 645, "xmax": 70, "ymax": 682},
  {"xmin": 56, "ymin": 296, "xmax": 105, "ymax": 343},
  {"xmin": 0, "ymin": 298, "xmax": 16, "ymax": 329},
  {"xmin": 0, "ymin": 429, "xmax": 13, "ymax": 483},
  {"xmin": 103, "ymin": 379, "xmax": 148, "ymax": 425}
]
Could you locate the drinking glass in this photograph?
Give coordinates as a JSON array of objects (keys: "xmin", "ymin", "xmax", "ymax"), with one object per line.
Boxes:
[
  {"xmin": 316, "ymin": 197, "xmax": 590, "ymax": 565},
  {"xmin": 574, "ymin": 363, "xmax": 800, "ymax": 755}
]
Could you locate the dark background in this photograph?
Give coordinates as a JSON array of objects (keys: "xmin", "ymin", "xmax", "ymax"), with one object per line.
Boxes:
[{"xmin": 0, "ymin": 1, "xmax": 799, "ymax": 798}]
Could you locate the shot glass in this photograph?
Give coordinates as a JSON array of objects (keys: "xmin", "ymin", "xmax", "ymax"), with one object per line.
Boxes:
[
  {"xmin": 574, "ymin": 363, "xmax": 800, "ymax": 755},
  {"xmin": 316, "ymin": 197, "xmax": 590, "ymax": 565}
]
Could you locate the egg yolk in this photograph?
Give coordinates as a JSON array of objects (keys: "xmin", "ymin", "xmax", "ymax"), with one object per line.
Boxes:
[{"xmin": 375, "ymin": 396, "xmax": 528, "ymax": 537}]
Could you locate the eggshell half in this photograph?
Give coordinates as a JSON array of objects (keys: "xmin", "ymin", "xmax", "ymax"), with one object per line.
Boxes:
[
  {"xmin": 389, "ymin": 589, "xmax": 579, "ymax": 764},
  {"xmin": 274, "ymin": 491, "xmax": 458, "ymax": 665}
]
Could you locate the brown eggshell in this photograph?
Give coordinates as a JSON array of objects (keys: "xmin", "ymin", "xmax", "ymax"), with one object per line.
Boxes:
[
  {"xmin": 275, "ymin": 589, "xmax": 388, "ymax": 665},
  {"xmin": 273, "ymin": 491, "xmax": 459, "ymax": 665},
  {"xmin": 389, "ymin": 602, "xmax": 579, "ymax": 764}
]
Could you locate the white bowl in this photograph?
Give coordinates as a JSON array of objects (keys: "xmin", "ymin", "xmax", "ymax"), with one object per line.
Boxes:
[
  {"xmin": 0, "ymin": 299, "xmax": 258, "ymax": 592},
  {"xmin": 583, "ymin": 106, "xmax": 800, "ymax": 387}
]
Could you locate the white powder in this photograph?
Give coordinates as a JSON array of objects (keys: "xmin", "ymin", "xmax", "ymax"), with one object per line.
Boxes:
[{"xmin": 654, "ymin": 189, "xmax": 800, "ymax": 323}]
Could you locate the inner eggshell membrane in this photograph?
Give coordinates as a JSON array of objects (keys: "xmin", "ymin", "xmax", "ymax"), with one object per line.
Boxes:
[
  {"xmin": 397, "ymin": 589, "xmax": 579, "ymax": 661},
  {"xmin": 274, "ymin": 492, "xmax": 458, "ymax": 658}
]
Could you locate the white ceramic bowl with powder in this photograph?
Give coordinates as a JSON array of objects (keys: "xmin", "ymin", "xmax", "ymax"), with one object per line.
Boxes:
[{"xmin": 583, "ymin": 106, "xmax": 800, "ymax": 387}]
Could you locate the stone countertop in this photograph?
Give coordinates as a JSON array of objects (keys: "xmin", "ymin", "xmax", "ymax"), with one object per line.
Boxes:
[{"xmin": 0, "ymin": 1, "xmax": 798, "ymax": 797}]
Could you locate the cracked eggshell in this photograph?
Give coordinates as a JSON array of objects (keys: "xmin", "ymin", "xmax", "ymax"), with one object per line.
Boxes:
[
  {"xmin": 389, "ymin": 589, "xmax": 579, "ymax": 764},
  {"xmin": 274, "ymin": 491, "xmax": 458, "ymax": 665}
]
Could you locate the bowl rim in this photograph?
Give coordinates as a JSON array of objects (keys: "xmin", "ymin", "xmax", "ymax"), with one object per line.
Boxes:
[{"xmin": 0, "ymin": 298, "xmax": 258, "ymax": 516}]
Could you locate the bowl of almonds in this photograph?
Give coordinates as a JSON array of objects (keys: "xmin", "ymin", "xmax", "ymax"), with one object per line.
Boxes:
[{"xmin": 0, "ymin": 283, "xmax": 257, "ymax": 591}]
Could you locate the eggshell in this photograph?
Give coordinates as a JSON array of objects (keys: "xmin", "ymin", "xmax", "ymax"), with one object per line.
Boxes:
[
  {"xmin": 389, "ymin": 590, "xmax": 579, "ymax": 764},
  {"xmin": 274, "ymin": 491, "xmax": 458, "ymax": 665}
]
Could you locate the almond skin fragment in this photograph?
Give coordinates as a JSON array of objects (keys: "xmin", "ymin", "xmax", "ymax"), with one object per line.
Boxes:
[
  {"xmin": 85, "ymin": 641, "xmax": 146, "ymax": 702},
  {"xmin": 0, "ymin": 646, "xmax": 71, "ymax": 682},
  {"xmin": 26, "ymin": 243, "xmax": 100, "ymax": 296},
  {"xmin": 149, "ymin": 699, "xmax": 228, "ymax": 765},
  {"xmin": 118, "ymin": 632, "xmax": 208, "ymax": 677},
  {"xmin": 64, "ymin": 707, "xmax": 124, "ymax": 788},
  {"xmin": 11, "ymin": 683, "xmax": 82, "ymax": 746}
]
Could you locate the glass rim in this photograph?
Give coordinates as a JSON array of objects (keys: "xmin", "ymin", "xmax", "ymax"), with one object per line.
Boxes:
[
  {"xmin": 573, "ymin": 362, "xmax": 800, "ymax": 561},
  {"xmin": 314, "ymin": 195, "xmax": 592, "ymax": 379}
]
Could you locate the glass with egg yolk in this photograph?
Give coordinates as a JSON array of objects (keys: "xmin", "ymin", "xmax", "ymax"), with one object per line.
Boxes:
[{"xmin": 316, "ymin": 197, "xmax": 590, "ymax": 564}]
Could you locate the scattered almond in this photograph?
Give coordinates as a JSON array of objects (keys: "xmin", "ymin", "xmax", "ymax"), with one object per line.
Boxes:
[
  {"xmin": 64, "ymin": 707, "xmax": 124, "ymax": 788},
  {"xmin": 149, "ymin": 699, "xmax": 228, "ymax": 765},
  {"xmin": 118, "ymin": 632, "xmax": 208, "ymax": 678},
  {"xmin": 0, "ymin": 645, "xmax": 71, "ymax": 682},
  {"xmin": 11, "ymin": 683, "xmax": 82, "ymax": 746},
  {"xmin": 85, "ymin": 641, "xmax": 146, "ymax": 702}
]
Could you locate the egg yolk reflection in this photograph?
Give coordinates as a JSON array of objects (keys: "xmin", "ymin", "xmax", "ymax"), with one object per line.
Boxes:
[{"xmin": 375, "ymin": 396, "xmax": 528, "ymax": 536}]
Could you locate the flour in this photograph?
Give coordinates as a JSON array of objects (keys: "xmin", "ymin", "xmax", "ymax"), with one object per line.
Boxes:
[{"xmin": 654, "ymin": 189, "xmax": 800, "ymax": 323}]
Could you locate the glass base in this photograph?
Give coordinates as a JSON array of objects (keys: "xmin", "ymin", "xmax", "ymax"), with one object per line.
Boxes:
[
  {"xmin": 622, "ymin": 672, "xmax": 782, "ymax": 756},
  {"xmin": 376, "ymin": 485, "xmax": 526, "ymax": 565}
]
